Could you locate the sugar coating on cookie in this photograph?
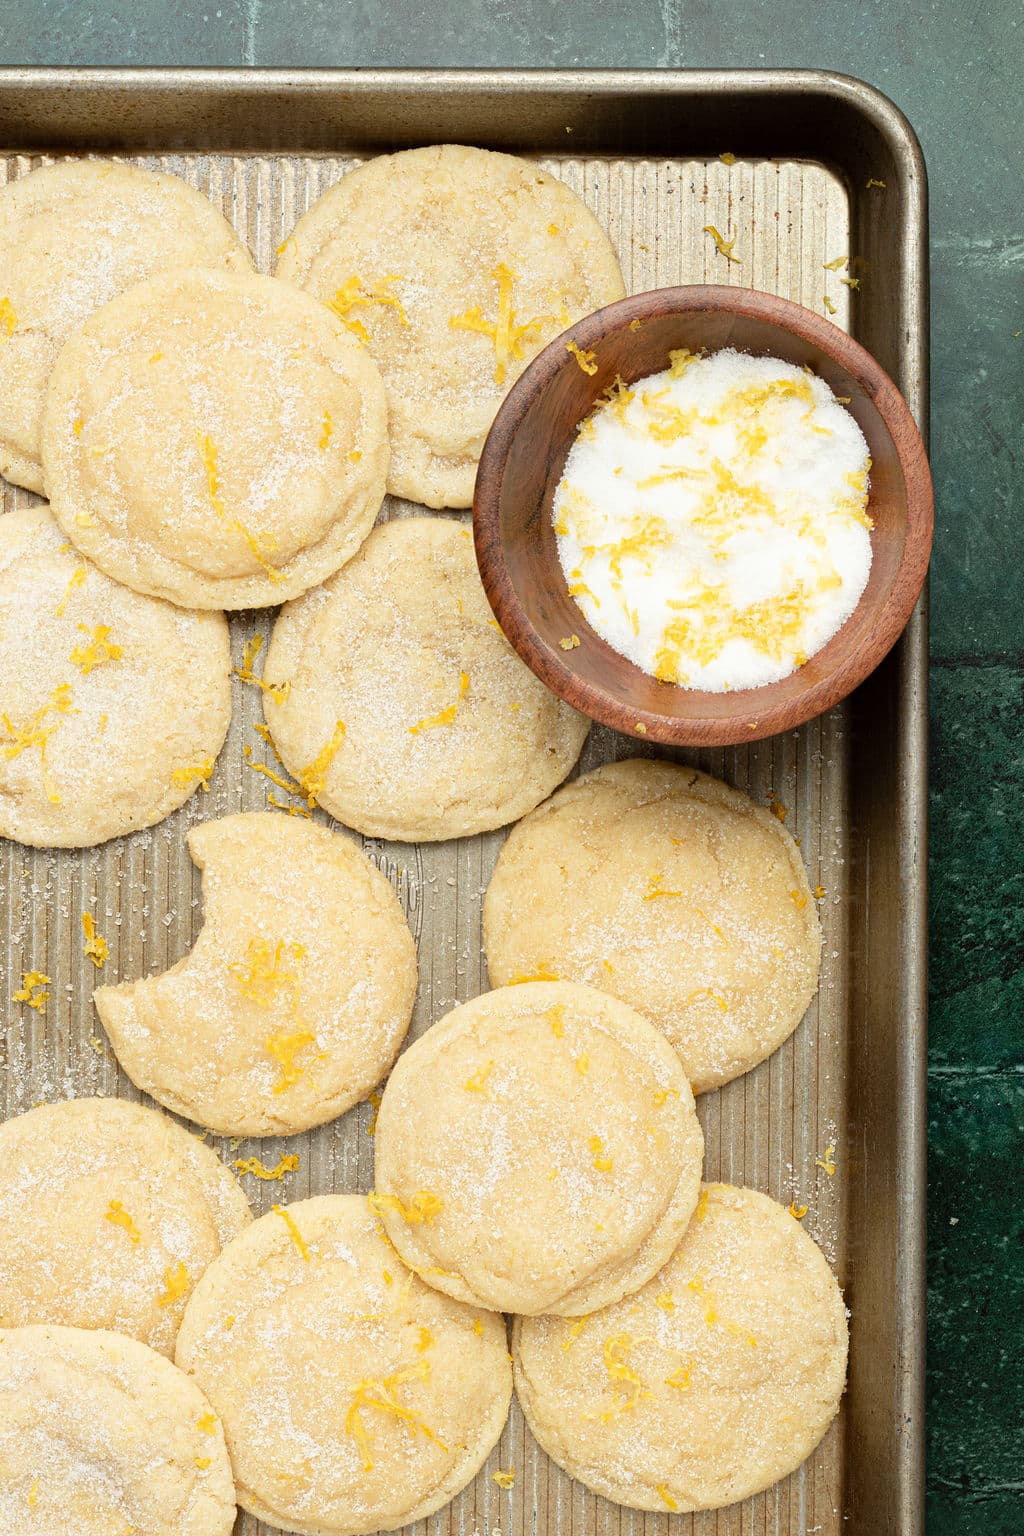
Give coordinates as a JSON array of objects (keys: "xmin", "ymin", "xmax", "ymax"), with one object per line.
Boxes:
[
  {"xmin": 264, "ymin": 516, "xmax": 589, "ymax": 842},
  {"xmin": 513, "ymin": 1183, "xmax": 848, "ymax": 1513},
  {"xmin": 0, "ymin": 157, "xmax": 252, "ymax": 493},
  {"xmin": 0, "ymin": 1098, "xmax": 250, "ymax": 1357},
  {"xmin": 276, "ymin": 143, "xmax": 626, "ymax": 508},
  {"xmin": 372, "ymin": 981, "xmax": 704, "ymax": 1315},
  {"xmin": 484, "ymin": 759, "xmax": 821, "ymax": 1093},
  {"xmin": 0, "ymin": 505, "xmax": 231, "ymax": 848},
  {"xmin": 42, "ymin": 268, "xmax": 390, "ymax": 609},
  {"xmin": 95, "ymin": 812, "xmax": 418, "ymax": 1137},
  {"xmin": 175, "ymin": 1194, "xmax": 512, "ymax": 1536},
  {"xmin": 0, "ymin": 1324, "xmax": 236, "ymax": 1535}
]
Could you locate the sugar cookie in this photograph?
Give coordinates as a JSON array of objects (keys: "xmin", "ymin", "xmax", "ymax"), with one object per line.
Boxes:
[
  {"xmin": 264, "ymin": 516, "xmax": 589, "ymax": 841},
  {"xmin": 484, "ymin": 759, "xmax": 821, "ymax": 1093},
  {"xmin": 95, "ymin": 811, "xmax": 417, "ymax": 1136},
  {"xmin": 0, "ymin": 1323, "xmax": 235, "ymax": 1536},
  {"xmin": 175, "ymin": 1194, "xmax": 512, "ymax": 1536},
  {"xmin": 42, "ymin": 267, "xmax": 389, "ymax": 609},
  {"xmin": 372, "ymin": 981, "xmax": 703, "ymax": 1315},
  {"xmin": 513, "ymin": 1183, "xmax": 848, "ymax": 1513},
  {"xmin": 277, "ymin": 143, "xmax": 625, "ymax": 507},
  {"xmin": 0, "ymin": 1098, "xmax": 250, "ymax": 1356},
  {"xmin": 0, "ymin": 505, "xmax": 231, "ymax": 848},
  {"xmin": 0, "ymin": 157, "xmax": 252, "ymax": 493}
]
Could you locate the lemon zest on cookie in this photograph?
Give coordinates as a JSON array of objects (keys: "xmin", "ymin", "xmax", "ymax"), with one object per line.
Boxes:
[
  {"xmin": 172, "ymin": 756, "xmax": 215, "ymax": 792},
  {"xmin": 589, "ymin": 1334, "xmax": 651, "ymax": 1420},
  {"xmin": 575, "ymin": 1054, "xmax": 589, "ymax": 1075},
  {"xmin": 416, "ymin": 1326, "xmax": 434, "ymax": 1353},
  {"xmin": 643, "ymin": 873, "xmax": 683, "ymax": 900},
  {"xmin": 70, "ymin": 624, "xmax": 122, "ymax": 675},
  {"xmin": 665, "ymin": 1359, "xmax": 693, "ymax": 1390},
  {"xmin": 265, "ymin": 1029, "xmax": 316, "ymax": 1094},
  {"xmin": 194, "ymin": 1456, "xmax": 212, "ymax": 1470},
  {"xmin": 105, "ymin": 1200, "xmax": 141, "ymax": 1244},
  {"xmin": 653, "ymin": 1087, "xmax": 678, "ymax": 1106},
  {"xmin": 493, "ymin": 1468, "xmax": 516, "ymax": 1488},
  {"xmin": 12, "ymin": 970, "xmax": 50, "ymax": 1011},
  {"xmin": 230, "ymin": 937, "xmax": 305, "ymax": 1015},
  {"xmin": 367, "ymin": 1191, "xmax": 443, "ymax": 1226},
  {"xmin": 235, "ymin": 635, "xmax": 290, "ymax": 703},
  {"xmin": 684, "ymin": 986, "xmax": 728, "ymax": 1011},
  {"xmin": 0, "ymin": 296, "xmax": 16, "ymax": 337},
  {"xmin": 464, "ymin": 1060, "xmax": 494, "ymax": 1093},
  {"xmin": 695, "ymin": 1188, "xmax": 709, "ymax": 1221},
  {"xmin": 566, "ymin": 340, "xmax": 598, "ymax": 375},
  {"xmin": 233, "ymin": 1153, "xmax": 300, "ymax": 1181},
  {"xmin": 588, "ymin": 1135, "xmax": 613, "ymax": 1172},
  {"xmin": 409, "ymin": 673, "xmax": 469, "ymax": 735},
  {"xmin": 656, "ymin": 1291, "xmax": 675, "ymax": 1312},
  {"xmin": 273, "ymin": 1204, "xmax": 310, "ymax": 1260},
  {"xmin": 198, "ymin": 434, "xmax": 281, "ymax": 583},
  {"xmin": 55, "ymin": 566, "xmax": 87, "ymax": 618},
  {"xmin": 547, "ymin": 1004, "xmax": 566, "ymax": 1037},
  {"xmin": 472, "ymin": 1317, "xmax": 484, "ymax": 1335},
  {"xmin": 197, "ymin": 1411, "xmax": 218, "ymax": 1434},
  {"xmin": 657, "ymin": 1485, "xmax": 679, "ymax": 1510},
  {"xmin": 319, "ymin": 409, "xmax": 333, "ymax": 449},
  {"xmin": 298, "ymin": 720, "xmax": 347, "ymax": 807},
  {"xmin": 81, "ymin": 913, "xmax": 108, "ymax": 968},
  {"xmin": 157, "ymin": 1261, "xmax": 190, "ymax": 1307},
  {"xmin": 509, "ymin": 962, "xmax": 560, "ymax": 984},
  {"xmin": 27, "ymin": 1476, "xmax": 39, "ymax": 1508},
  {"xmin": 328, "ymin": 275, "xmax": 409, "ymax": 342},
  {"xmin": 345, "ymin": 1359, "xmax": 446, "ymax": 1472},
  {"xmin": 562, "ymin": 1315, "xmax": 590, "ymax": 1350},
  {"xmin": 449, "ymin": 264, "xmax": 555, "ymax": 385}
]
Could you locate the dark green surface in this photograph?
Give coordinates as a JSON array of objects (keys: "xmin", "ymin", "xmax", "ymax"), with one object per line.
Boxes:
[{"xmin": 2, "ymin": 4, "xmax": 1022, "ymax": 1530}]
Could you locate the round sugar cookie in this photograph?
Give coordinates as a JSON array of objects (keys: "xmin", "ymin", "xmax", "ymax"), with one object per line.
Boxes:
[
  {"xmin": 95, "ymin": 811, "xmax": 418, "ymax": 1137},
  {"xmin": 0, "ymin": 1324, "xmax": 235, "ymax": 1536},
  {"xmin": 484, "ymin": 758, "xmax": 821, "ymax": 1093},
  {"xmin": 175, "ymin": 1194, "xmax": 512, "ymax": 1536},
  {"xmin": 0, "ymin": 1098, "xmax": 250, "ymax": 1357},
  {"xmin": 0, "ymin": 505, "xmax": 231, "ymax": 848},
  {"xmin": 372, "ymin": 981, "xmax": 704, "ymax": 1316},
  {"xmin": 513, "ymin": 1183, "xmax": 848, "ymax": 1513},
  {"xmin": 0, "ymin": 157, "xmax": 252, "ymax": 493},
  {"xmin": 264, "ymin": 516, "xmax": 589, "ymax": 841},
  {"xmin": 276, "ymin": 143, "xmax": 626, "ymax": 508},
  {"xmin": 42, "ymin": 267, "xmax": 390, "ymax": 609}
]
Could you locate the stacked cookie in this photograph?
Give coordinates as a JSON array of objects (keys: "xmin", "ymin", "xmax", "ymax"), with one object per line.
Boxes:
[{"xmin": 0, "ymin": 145, "xmax": 846, "ymax": 1536}]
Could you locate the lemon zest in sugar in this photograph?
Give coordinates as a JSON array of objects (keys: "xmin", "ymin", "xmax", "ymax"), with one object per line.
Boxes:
[
  {"xmin": 344, "ymin": 1359, "xmax": 447, "ymax": 1472},
  {"xmin": 328, "ymin": 274, "xmax": 409, "ymax": 342},
  {"xmin": 409, "ymin": 674, "xmax": 469, "ymax": 736},
  {"xmin": 104, "ymin": 1200, "xmax": 141, "ymax": 1244},
  {"xmin": 81, "ymin": 913, "xmax": 108, "ymax": 968},
  {"xmin": 233, "ymin": 1153, "xmax": 300, "ymax": 1181},
  {"xmin": 561, "ymin": 1315, "xmax": 590, "ymax": 1351},
  {"xmin": 566, "ymin": 339, "xmax": 598, "ymax": 375},
  {"xmin": 299, "ymin": 720, "xmax": 347, "ymax": 806},
  {"xmin": 273, "ymin": 1204, "xmax": 310, "ymax": 1260},
  {"xmin": 367, "ymin": 1191, "xmax": 443, "ymax": 1226},
  {"xmin": 588, "ymin": 1136, "xmax": 613, "ymax": 1172},
  {"xmin": 12, "ymin": 971, "xmax": 50, "ymax": 1011},
  {"xmin": 235, "ymin": 634, "xmax": 290, "ymax": 703},
  {"xmin": 449, "ymin": 264, "xmax": 555, "ymax": 385},
  {"xmin": 156, "ymin": 1261, "xmax": 190, "ymax": 1308},
  {"xmin": 197, "ymin": 434, "xmax": 281, "ymax": 584},
  {"xmin": 172, "ymin": 756, "xmax": 215, "ymax": 793}
]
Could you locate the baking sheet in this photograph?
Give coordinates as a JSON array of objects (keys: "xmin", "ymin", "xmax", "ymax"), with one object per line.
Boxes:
[{"xmin": 0, "ymin": 69, "xmax": 928, "ymax": 1536}]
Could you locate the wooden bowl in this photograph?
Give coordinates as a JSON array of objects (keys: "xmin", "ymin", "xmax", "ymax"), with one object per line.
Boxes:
[{"xmin": 473, "ymin": 285, "xmax": 933, "ymax": 746}]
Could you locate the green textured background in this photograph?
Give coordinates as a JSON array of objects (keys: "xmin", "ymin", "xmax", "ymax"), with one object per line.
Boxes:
[{"xmin": 1, "ymin": 4, "xmax": 1022, "ymax": 1532}]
